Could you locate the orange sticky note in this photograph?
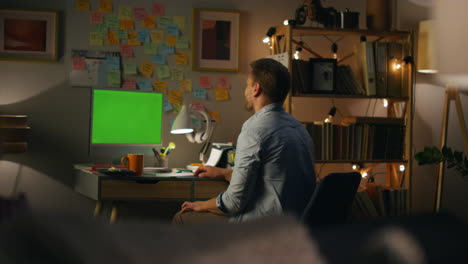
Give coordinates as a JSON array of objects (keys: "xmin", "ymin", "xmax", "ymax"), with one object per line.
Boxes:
[
  {"xmin": 168, "ymin": 90, "xmax": 183, "ymax": 105},
  {"xmin": 175, "ymin": 51, "xmax": 188, "ymax": 65},
  {"xmin": 153, "ymin": 80, "xmax": 168, "ymax": 94},
  {"xmin": 166, "ymin": 35, "xmax": 177, "ymax": 47},
  {"xmin": 127, "ymin": 31, "xmax": 140, "ymax": 46},
  {"xmin": 179, "ymin": 79, "xmax": 192, "ymax": 92},
  {"xmin": 215, "ymin": 88, "xmax": 229, "ymax": 101},
  {"xmin": 76, "ymin": 0, "xmax": 90, "ymax": 11},
  {"xmin": 99, "ymin": 0, "xmax": 112, "ymax": 12},
  {"xmin": 150, "ymin": 30, "xmax": 164, "ymax": 43},
  {"xmin": 143, "ymin": 15, "xmax": 156, "ymax": 28},
  {"xmin": 139, "ymin": 61, "xmax": 155, "ymax": 78},
  {"xmin": 120, "ymin": 19, "xmax": 133, "ymax": 30},
  {"xmin": 209, "ymin": 111, "xmax": 221, "ymax": 123},
  {"xmin": 90, "ymin": 11, "xmax": 103, "ymax": 24},
  {"xmin": 217, "ymin": 76, "xmax": 230, "ymax": 89},
  {"xmin": 120, "ymin": 44, "xmax": 133, "ymax": 57},
  {"xmin": 106, "ymin": 31, "xmax": 119, "ymax": 45},
  {"xmin": 199, "ymin": 76, "xmax": 211, "ymax": 88}
]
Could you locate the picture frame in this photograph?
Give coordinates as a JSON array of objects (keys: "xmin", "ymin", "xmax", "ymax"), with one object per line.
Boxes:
[
  {"xmin": 0, "ymin": 9, "xmax": 59, "ymax": 62},
  {"xmin": 192, "ymin": 8, "xmax": 240, "ymax": 72},
  {"xmin": 309, "ymin": 58, "xmax": 337, "ymax": 94}
]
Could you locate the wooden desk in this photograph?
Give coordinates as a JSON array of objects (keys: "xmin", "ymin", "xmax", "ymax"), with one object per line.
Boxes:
[{"xmin": 73, "ymin": 165, "xmax": 228, "ymax": 223}]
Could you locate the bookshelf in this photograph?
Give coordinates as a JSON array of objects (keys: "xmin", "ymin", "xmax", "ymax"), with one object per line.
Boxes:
[{"xmin": 267, "ymin": 25, "xmax": 414, "ymax": 211}]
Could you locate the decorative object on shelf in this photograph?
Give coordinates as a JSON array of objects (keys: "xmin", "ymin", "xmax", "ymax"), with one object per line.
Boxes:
[
  {"xmin": 415, "ymin": 146, "xmax": 468, "ymax": 178},
  {"xmin": 335, "ymin": 9, "xmax": 359, "ymax": 29},
  {"xmin": 192, "ymin": 8, "xmax": 240, "ymax": 72},
  {"xmin": 417, "ymin": 20, "xmax": 437, "ymax": 74},
  {"xmin": 294, "ymin": 0, "xmax": 337, "ymax": 27},
  {"xmin": 309, "ymin": 58, "xmax": 336, "ymax": 94},
  {"xmin": 0, "ymin": 9, "xmax": 58, "ymax": 62},
  {"xmin": 366, "ymin": 0, "xmax": 394, "ymax": 31},
  {"xmin": 431, "ymin": 0, "xmax": 468, "ymax": 212}
]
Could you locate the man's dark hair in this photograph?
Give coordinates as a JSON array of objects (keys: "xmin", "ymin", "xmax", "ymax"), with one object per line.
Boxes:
[{"xmin": 249, "ymin": 58, "xmax": 290, "ymax": 103}]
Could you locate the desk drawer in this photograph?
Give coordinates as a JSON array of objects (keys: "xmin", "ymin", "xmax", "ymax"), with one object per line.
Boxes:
[
  {"xmin": 194, "ymin": 181, "xmax": 228, "ymax": 199},
  {"xmin": 101, "ymin": 180, "xmax": 192, "ymax": 199}
]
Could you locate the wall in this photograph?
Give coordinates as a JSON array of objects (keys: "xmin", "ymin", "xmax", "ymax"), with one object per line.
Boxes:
[{"xmin": 1, "ymin": 0, "xmax": 467, "ymax": 221}]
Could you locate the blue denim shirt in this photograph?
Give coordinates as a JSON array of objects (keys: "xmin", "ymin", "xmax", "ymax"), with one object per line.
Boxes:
[{"xmin": 216, "ymin": 103, "xmax": 316, "ymax": 222}]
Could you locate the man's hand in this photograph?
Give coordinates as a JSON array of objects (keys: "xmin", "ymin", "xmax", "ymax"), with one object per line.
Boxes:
[
  {"xmin": 180, "ymin": 201, "xmax": 207, "ymax": 213},
  {"xmin": 194, "ymin": 166, "xmax": 232, "ymax": 182}
]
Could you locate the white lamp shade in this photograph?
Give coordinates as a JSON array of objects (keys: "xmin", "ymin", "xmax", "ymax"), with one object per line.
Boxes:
[
  {"xmin": 417, "ymin": 20, "xmax": 438, "ymax": 74},
  {"xmin": 170, "ymin": 105, "xmax": 194, "ymax": 134},
  {"xmin": 434, "ymin": 0, "xmax": 468, "ymax": 88}
]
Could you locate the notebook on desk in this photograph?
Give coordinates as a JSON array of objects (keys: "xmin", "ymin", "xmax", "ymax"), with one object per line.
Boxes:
[{"xmin": 154, "ymin": 172, "xmax": 194, "ymax": 177}]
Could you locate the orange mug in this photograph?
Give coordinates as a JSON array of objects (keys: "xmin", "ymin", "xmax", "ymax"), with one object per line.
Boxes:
[{"xmin": 121, "ymin": 154, "xmax": 144, "ymax": 176}]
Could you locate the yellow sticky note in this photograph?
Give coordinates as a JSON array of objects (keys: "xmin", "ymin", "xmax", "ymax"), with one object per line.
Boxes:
[
  {"xmin": 127, "ymin": 31, "xmax": 140, "ymax": 46},
  {"xmin": 90, "ymin": 32, "xmax": 103, "ymax": 46},
  {"xmin": 143, "ymin": 15, "xmax": 156, "ymax": 28},
  {"xmin": 215, "ymin": 88, "xmax": 229, "ymax": 101},
  {"xmin": 168, "ymin": 90, "xmax": 183, "ymax": 105},
  {"xmin": 166, "ymin": 35, "xmax": 177, "ymax": 47},
  {"xmin": 139, "ymin": 61, "xmax": 155, "ymax": 78},
  {"xmin": 175, "ymin": 51, "xmax": 188, "ymax": 65},
  {"xmin": 76, "ymin": 0, "xmax": 90, "ymax": 11},
  {"xmin": 99, "ymin": 0, "xmax": 112, "ymax": 12},
  {"xmin": 120, "ymin": 19, "xmax": 133, "ymax": 30},
  {"xmin": 150, "ymin": 30, "xmax": 164, "ymax": 43},
  {"xmin": 153, "ymin": 80, "xmax": 168, "ymax": 94},
  {"xmin": 173, "ymin": 16, "xmax": 185, "ymax": 30},
  {"xmin": 106, "ymin": 31, "xmax": 120, "ymax": 45},
  {"xmin": 119, "ymin": 6, "xmax": 132, "ymax": 19},
  {"xmin": 179, "ymin": 79, "xmax": 192, "ymax": 92},
  {"xmin": 209, "ymin": 111, "xmax": 221, "ymax": 123}
]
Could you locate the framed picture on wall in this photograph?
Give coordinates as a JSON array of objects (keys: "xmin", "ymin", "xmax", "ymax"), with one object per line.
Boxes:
[
  {"xmin": 192, "ymin": 8, "xmax": 240, "ymax": 72},
  {"xmin": 0, "ymin": 9, "xmax": 59, "ymax": 62}
]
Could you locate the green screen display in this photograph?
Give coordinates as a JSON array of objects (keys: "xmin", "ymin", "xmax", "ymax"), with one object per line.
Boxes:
[{"xmin": 91, "ymin": 89, "xmax": 163, "ymax": 145}]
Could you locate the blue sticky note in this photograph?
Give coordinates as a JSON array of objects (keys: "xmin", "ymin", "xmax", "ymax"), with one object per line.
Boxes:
[
  {"xmin": 193, "ymin": 85, "xmax": 207, "ymax": 99},
  {"xmin": 166, "ymin": 23, "xmax": 179, "ymax": 36},
  {"xmin": 137, "ymin": 79, "xmax": 153, "ymax": 90},
  {"xmin": 163, "ymin": 97, "xmax": 173, "ymax": 112},
  {"xmin": 157, "ymin": 16, "xmax": 172, "ymax": 29},
  {"xmin": 152, "ymin": 53, "xmax": 166, "ymax": 65},
  {"xmin": 105, "ymin": 56, "xmax": 120, "ymax": 71},
  {"xmin": 160, "ymin": 43, "xmax": 174, "ymax": 56},
  {"xmin": 137, "ymin": 29, "xmax": 150, "ymax": 43}
]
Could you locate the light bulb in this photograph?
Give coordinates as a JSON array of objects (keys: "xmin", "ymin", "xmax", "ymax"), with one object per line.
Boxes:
[
  {"xmin": 383, "ymin": 99, "xmax": 389, "ymax": 108},
  {"xmin": 361, "ymin": 172, "xmax": 368, "ymax": 178},
  {"xmin": 262, "ymin": 37, "xmax": 270, "ymax": 44},
  {"xmin": 352, "ymin": 164, "xmax": 358, "ymax": 170},
  {"xmin": 283, "ymin": 19, "xmax": 289, "ymax": 25},
  {"xmin": 399, "ymin": 165, "xmax": 405, "ymax": 172},
  {"xmin": 392, "ymin": 59, "xmax": 402, "ymax": 71},
  {"xmin": 294, "ymin": 50, "xmax": 300, "ymax": 60}
]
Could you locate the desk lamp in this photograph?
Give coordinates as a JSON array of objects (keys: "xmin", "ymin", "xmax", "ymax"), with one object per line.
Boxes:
[
  {"xmin": 431, "ymin": 0, "xmax": 468, "ymax": 211},
  {"xmin": 171, "ymin": 104, "xmax": 215, "ymax": 162}
]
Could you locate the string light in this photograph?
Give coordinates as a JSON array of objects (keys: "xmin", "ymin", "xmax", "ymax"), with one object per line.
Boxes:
[
  {"xmin": 324, "ymin": 107, "xmax": 337, "ymax": 123},
  {"xmin": 262, "ymin": 27, "xmax": 276, "ymax": 45},
  {"xmin": 294, "ymin": 46, "xmax": 302, "ymax": 60},
  {"xmin": 399, "ymin": 165, "xmax": 405, "ymax": 172},
  {"xmin": 361, "ymin": 172, "xmax": 368, "ymax": 178},
  {"xmin": 383, "ymin": 99, "xmax": 389, "ymax": 108},
  {"xmin": 392, "ymin": 58, "xmax": 402, "ymax": 71}
]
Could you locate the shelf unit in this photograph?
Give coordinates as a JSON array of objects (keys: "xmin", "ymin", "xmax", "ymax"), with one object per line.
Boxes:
[{"xmin": 268, "ymin": 25, "xmax": 414, "ymax": 198}]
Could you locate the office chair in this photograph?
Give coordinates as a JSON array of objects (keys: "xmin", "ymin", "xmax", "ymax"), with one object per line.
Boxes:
[{"xmin": 301, "ymin": 172, "xmax": 361, "ymax": 228}]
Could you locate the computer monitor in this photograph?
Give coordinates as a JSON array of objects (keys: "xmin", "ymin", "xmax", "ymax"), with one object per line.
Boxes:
[{"xmin": 89, "ymin": 88, "xmax": 163, "ymax": 163}]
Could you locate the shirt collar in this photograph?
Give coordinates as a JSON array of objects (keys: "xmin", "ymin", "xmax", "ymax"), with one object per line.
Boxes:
[{"xmin": 253, "ymin": 103, "xmax": 283, "ymax": 117}]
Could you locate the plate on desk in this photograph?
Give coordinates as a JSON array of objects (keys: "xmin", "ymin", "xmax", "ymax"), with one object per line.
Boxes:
[{"xmin": 97, "ymin": 168, "xmax": 136, "ymax": 177}]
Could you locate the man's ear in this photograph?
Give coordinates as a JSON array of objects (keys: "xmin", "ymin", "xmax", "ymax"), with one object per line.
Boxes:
[{"xmin": 252, "ymin": 82, "xmax": 262, "ymax": 97}]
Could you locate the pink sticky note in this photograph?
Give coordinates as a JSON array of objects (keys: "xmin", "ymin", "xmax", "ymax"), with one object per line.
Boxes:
[
  {"xmin": 133, "ymin": 7, "xmax": 147, "ymax": 20},
  {"xmin": 120, "ymin": 44, "xmax": 133, "ymax": 57},
  {"xmin": 199, "ymin": 76, "xmax": 212, "ymax": 88},
  {"xmin": 152, "ymin": 3, "xmax": 165, "ymax": 16},
  {"xmin": 191, "ymin": 102, "xmax": 205, "ymax": 111},
  {"xmin": 90, "ymin": 11, "xmax": 103, "ymax": 24},
  {"xmin": 217, "ymin": 76, "xmax": 230, "ymax": 89},
  {"xmin": 123, "ymin": 79, "xmax": 137, "ymax": 89},
  {"xmin": 72, "ymin": 57, "xmax": 86, "ymax": 71}
]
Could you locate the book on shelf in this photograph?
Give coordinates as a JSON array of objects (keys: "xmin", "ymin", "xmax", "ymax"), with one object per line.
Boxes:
[
  {"xmin": 341, "ymin": 116, "xmax": 405, "ymax": 126},
  {"xmin": 355, "ymin": 41, "xmax": 376, "ymax": 96},
  {"xmin": 374, "ymin": 42, "xmax": 388, "ymax": 97},
  {"xmin": 351, "ymin": 185, "xmax": 408, "ymax": 219},
  {"xmin": 292, "ymin": 59, "xmax": 311, "ymax": 94}
]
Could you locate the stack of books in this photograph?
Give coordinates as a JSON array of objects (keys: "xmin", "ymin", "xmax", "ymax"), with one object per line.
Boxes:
[{"xmin": 351, "ymin": 186, "xmax": 408, "ymax": 221}]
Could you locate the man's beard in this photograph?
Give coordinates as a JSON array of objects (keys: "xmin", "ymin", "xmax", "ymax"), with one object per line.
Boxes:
[{"xmin": 244, "ymin": 101, "xmax": 254, "ymax": 112}]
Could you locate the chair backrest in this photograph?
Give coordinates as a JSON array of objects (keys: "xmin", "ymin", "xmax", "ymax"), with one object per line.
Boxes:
[{"xmin": 301, "ymin": 172, "xmax": 361, "ymax": 228}]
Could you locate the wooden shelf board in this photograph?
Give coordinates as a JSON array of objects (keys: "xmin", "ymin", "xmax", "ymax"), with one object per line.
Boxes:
[
  {"xmin": 315, "ymin": 160, "xmax": 408, "ymax": 164},
  {"xmin": 275, "ymin": 25, "xmax": 410, "ymax": 39},
  {"xmin": 292, "ymin": 94, "xmax": 409, "ymax": 101}
]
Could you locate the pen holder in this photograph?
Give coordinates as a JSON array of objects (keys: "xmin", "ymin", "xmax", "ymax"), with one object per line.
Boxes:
[{"xmin": 158, "ymin": 156, "xmax": 169, "ymax": 168}]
